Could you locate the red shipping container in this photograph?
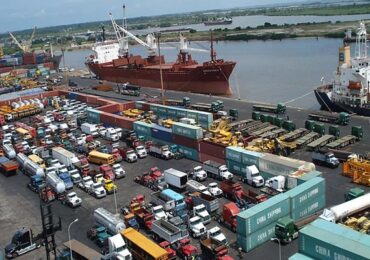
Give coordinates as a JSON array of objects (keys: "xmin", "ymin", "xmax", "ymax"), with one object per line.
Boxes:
[
  {"xmin": 0, "ymin": 67, "xmax": 13, "ymax": 74},
  {"xmin": 122, "ymin": 102, "xmax": 135, "ymax": 110},
  {"xmin": 98, "ymin": 103, "xmax": 121, "ymax": 114},
  {"xmin": 199, "ymin": 153, "xmax": 225, "ymax": 164},
  {"xmin": 142, "ymin": 103, "xmax": 150, "ymax": 111},
  {"xmin": 172, "ymin": 134, "xmax": 201, "ymax": 150},
  {"xmin": 100, "ymin": 113, "xmax": 135, "ymax": 130},
  {"xmin": 95, "ymin": 98, "xmax": 110, "ymax": 106},
  {"xmin": 43, "ymin": 62, "xmax": 54, "ymax": 70},
  {"xmin": 199, "ymin": 140, "xmax": 226, "ymax": 159}
]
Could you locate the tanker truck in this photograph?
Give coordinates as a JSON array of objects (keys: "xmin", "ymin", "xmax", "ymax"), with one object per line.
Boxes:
[
  {"xmin": 24, "ymin": 160, "xmax": 45, "ymax": 177},
  {"xmin": 46, "ymin": 171, "xmax": 66, "ymax": 194},
  {"xmin": 320, "ymin": 192, "xmax": 370, "ymax": 223},
  {"xmin": 93, "ymin": 207, "xmax": 126, "ymax": 235}
]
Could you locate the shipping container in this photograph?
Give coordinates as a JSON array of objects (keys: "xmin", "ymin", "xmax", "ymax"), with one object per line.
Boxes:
[
  {"xmin": 237, "ymin": 220, "xmax": 287, "ymax": 252},
  {"xmin": 167, "ymin": 108, "xmax": 177, "ymax": 117},
  {"xmin": 237, "ymin": 193, "xmax": 290, "ymax": 236},
  {"xmin": 177, "ymin": 145, "xmax": 199, "ymax": 161},
  {"xmin": 199, "ymin": 153, "xmax": 225, "ymax": 164},
  {"xmin": 175, "ymin": 108, "xmax": 187, "ymax": 118},
  {"xmin": 290, "ymin": 195, "xmax": 325, "ymax": 221},
  {"xmin": 133, "ymin": 121, "xmax": 152, "ymax": 137},
  {"xmin": 197, "ymin": 111, "xmax": 213, "ymax": 122},
  {"xmin": 151, "ymin": 125, "xmax": 172, "ymax": 142},
  {"xmin": 299, "ymin": 219, "xmax": 370, "ymax": 260},
  {"xmin": 135, "ymin": 101, "xmax": 145, "ymax": 110},
  {"xmin": 172, "ymin": 122, "xmax": 203, "ymax": 140},
  {"xmin": 86, "ymin": 108, "xmax": 101, "ymax": 124},
  {"xmin": 198, "ymin": 120, "xmax": 212, "ymax": 129},
  {"xmin": 186, "ymin": 110, "xmax": 198, "ymax": 121},
  {"xmin": 297, "ymin": 171, "xmax": 323, "ymax": 185},
  {"xmin": 100, "ymin": 113, "xmax": 135, "ymax": 130},
  {"xmin": 225, "ymin": 146, "xmax": 244, "ymax": 163},
  {"xmin": 199, "ymin": 141, "xmax": 226, "ymax": 159},
  {"xmin": 289, "ymin": 253, "xmax": 315, "ymax": 260},
  {"xmin": 172, "ymin": 134, "xmax": 200, "ymax": 150},
  {"xmin": 285, "ymin": 177, "xmax": 325, "ymax": 211},
  {"xmin": 226, "ymin": 160, "xmax": 246, "ymax": 176},
  {"xmin": 242, "ymin": 150, "xmax": 264, "ymax": 166}
]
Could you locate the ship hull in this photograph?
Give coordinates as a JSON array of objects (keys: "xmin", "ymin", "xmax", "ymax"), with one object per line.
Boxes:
[
  {"xmin": 314, "ymin": 85, "xmax": 370, "ymax": 116},
  {"xmin": 204, "ymin": 21, "xmax": 232, "ymax": 26},
  {"xmin": 87, "ymin": 62, "xmax": 236, "ymax": 96}
]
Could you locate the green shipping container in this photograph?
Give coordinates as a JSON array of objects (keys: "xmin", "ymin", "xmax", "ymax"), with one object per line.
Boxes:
[
  {"xmin": 290, "ymin": 195, "xmax": 325, "ymax": 221},
  {"xmin": 133, "ymin": 121, "xmax": 152, "ymax": 136},
  {"xmin": 198, "ymin": 121, "xmax": 211, "ymax": 130},
  {"xmin": 186, "ymin": 111, "xmax": 198, "ymax": 121},
  {"xmin": 167, "ymin": 108, "xmax": 177, "ymax": 117},
  {"xmin": 237, "ymin": 193, "xmax": 290, "ymax": 236},
  {"xmin": 150, "ymin": 104, "xmax": 159, "ymax": 113},
  {"xmin": 172, "ymin": 122, "xmax": 203, "ymax": 139},
  {"xmin": 289, "ymin": 253, "xmax": 316, "ymax": 260},
  {"xmin": 175, "ymin": 108, "xmax": 188, "ymax": 118},
  {"xmin": 225, "ymin": 146, "xmax": 244, "ymax": 163},
  {"xmin": 297, "ymin": 171, "xmax": 323, "ymax": 185},
  {"xmin": 252, "ymin": 111, "xmax": 260, "ymax": 120},
  {"xmin": 237, "ymin": 220, "xmax": 280, "ymax": 252},
  {"xmin": 177, "ymin": 145, "xmax": 199, "ymax": 161},
  {"xmin": 157, "ymin": 105, "xmax": 168, "ymax": 115},
  {"xmin": 197, "ymin": 111, "xmax": 213, "ymax": 123},
  {"xmin": 285, "ymin": 177, "xmax": 325, "ymax": 211},
  {"xmin": 241, "ymin": 150, "xmax": 264, "ymax": 166},
  {"xmin": 299, "ymin": 220, "xmax": 370, "ymax": 260},
  {"xmin": 226, "ymin": 160, "xmax": 245, "ymax": 176},
  {"xmin": 86, "ymin": 108, "xmax": 100, "ymax": 124}
]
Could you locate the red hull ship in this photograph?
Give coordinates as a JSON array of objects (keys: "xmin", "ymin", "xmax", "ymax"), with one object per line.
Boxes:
[{"xmin": 86, "ymin": 11, "xmax": 236, "ymax": 96}]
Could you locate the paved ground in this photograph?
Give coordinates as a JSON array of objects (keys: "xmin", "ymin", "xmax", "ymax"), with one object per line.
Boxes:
[{"xmin": 0, "ymin": 77, "xmax": 369, "ymax": 259}]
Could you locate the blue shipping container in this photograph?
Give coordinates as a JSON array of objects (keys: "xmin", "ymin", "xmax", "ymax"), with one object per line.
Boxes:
[
  {"xmin": 177, "ymin": 145, "xmax": 199, "ymax": 161},
  {"xmin": 151, "ymin": 125, "xmax": 172, "ymax": 143}
]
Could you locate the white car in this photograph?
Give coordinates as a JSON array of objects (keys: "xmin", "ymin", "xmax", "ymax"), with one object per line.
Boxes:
[
  {"xmin": 64, "ymin": 192, "xmax": 82, "ymax": 208},
  {"xmin": 208, "ymin": 226, "xmax": 228, "ymax": 245},
  {"xmin": 112, "ymin": 164, "xmax": 126, "ymax": 179},
  {"xmin": 208, "ymin": 182, "xmax": 223, "ymax": 197},
  {"xmin": 135, "ymin": 145, "xmax": 147, "ymax": 158}
]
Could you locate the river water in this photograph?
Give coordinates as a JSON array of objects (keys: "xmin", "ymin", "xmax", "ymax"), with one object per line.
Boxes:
[{"xmin": 63, "ymin": 13, "xmax": 369, "ymax": 110}]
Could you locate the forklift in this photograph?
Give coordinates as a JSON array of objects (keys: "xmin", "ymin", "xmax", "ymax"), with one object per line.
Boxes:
[{"xmin": 4, "ymin": 227, "xmax": 42, "ymax": 258}]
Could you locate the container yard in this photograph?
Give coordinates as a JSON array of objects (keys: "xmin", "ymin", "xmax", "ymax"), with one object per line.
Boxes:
[{"xmin": 0, "ymin": 80, "xmax": 368, "ymax": 260}]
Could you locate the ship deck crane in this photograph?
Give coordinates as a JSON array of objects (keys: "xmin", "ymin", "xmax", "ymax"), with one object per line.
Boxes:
[{"xmin": 8, "ymin": 27, "xmax": 36, "ymax": 52}]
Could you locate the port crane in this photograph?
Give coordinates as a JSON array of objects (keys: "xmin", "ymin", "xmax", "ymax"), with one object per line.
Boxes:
[{"xmin": 9, "ymin": 26, "xmax": 36, "ymax": 52}]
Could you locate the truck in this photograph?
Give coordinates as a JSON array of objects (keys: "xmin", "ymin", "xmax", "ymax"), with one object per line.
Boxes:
[
  {"xmin": 220, "ymin": 180, "xmax": 267, "ymax": 206},
  {"xmin": 94, "ymin": 207, "xmax": 126, "ymax": 235},
  {"xmin": 151, "ymin": 189, "xmax": 187, "ymax": 220},
  {"xmin": 79, "ymin": 176, "xmax": 94, "ymax": 191},
  {"xmin": 135, "ymin": 145, "xmax": 147, "ymax": 158},
  {"xmin": 275, "ymin": 215, "xmax": 320, "ymax": 244},
  {"xmin": 207, "ymin": 226, "xmax": 228, "ymax": 245},
  {"xmin": 345, "ymin": 188, "xmax": 365, "ymax": 201},
  {"xmin": 68, "ymin": 169, "xmax": 82, "ymax": 184},
  {"xmin": 119, "ymin": 148, "xmax": 138, "ymax": 163},
  {"xmin": 151, "ymin": 219, "xmax": 189, "ymax": 244},
  {"xmin": 188, "ymin": 216, "xmax": 207, "ymax": 238},
  {"xmin": 62, "ymin": 192, "xmax": 82, "ymax": 208},
  {"xmin": 3, "ymin": 144, "xmax": 16, "ymax": 159},
  {"xmin": 253, "ymin": 103, "xmax": 286, "ymax": 114},
  {"xmin": 312, "ymin": 150, "xmax": 340, "ymax": 168},
  {"xmin": 58, "ymin": 171, "xmax": 74, "ymax": 190},
  {"xmin": 207, "ymin": 183, "xmax": 223, "ymax": 197},
  {"xmin": 149, "ymin": 145, "xmax": 173, "ymax": 160},
  {"xmin": 51, "ymin": 147, "xmax": 80, "ymax": 168},
  {"xmin": 95, "ymin": 164, "xmax": 115, "ymax": 180},
  {"xmin": 87, "ymin": 226, "xmax": 111, "ymax": 248},
  {"xmin": 203, "ymin": 160, "xmax": 233, "ymax": 181},
  {"xmin": 187, "ymin": 180, "xmax": 211, "ymax": 195},
  {"xmin": 214, "ymin": 202, "xmax": 240, "ymax": 232},
  {"xmin": 187, "ymin": 192, "xmax": 219, "ymax": 215},
  {"xmin": 46, "ymin": 171, "xmax": 66, "ymax": 195},
  {"xmin": 104, "ymin": 128, "xmax": 119, "ymax": 142},
  {"xmin": 4, "ymin": 228, "xmax": 42, "ymax": 259},
  {"xmin": 117, "ymin": 82, "xmax": 141, "ymax": 96},
  {"xmin": 264, "ymin": 175, "xmax": 286, "ymax": 194},
  {"xmin": 112, "ymin": 163, "xmax": 125, "ymax": 179},
  {"xmin": 151, "ymin": 205, "xmax": 168, "ymax": 221},
  {"xmin": 320, "ymin": 193, "xmax": 370, "ymax": 223},
  {"xmin": 0, "ymin": 158, "xmax": 18, "ymax": 177},
  {"xmin": 241, "ymin": 165, "xmax": 264, "ymax": 187},
  {"xmin": 130, "ymin": 204, "xmax": 154, "ymax": 231},
  {"xmin": 165, "ymin": 97, "xmax": 191, "ymax": 107},
  {"xmin": 187, "ymin": 166, "xmax": 207, "ymax": 182},
  {"xmin": 193, "ymin": 204, "xmax": 211, "ymax": 225},
  {"xmin": 80, "ymin": 123, "xmax": 99, "ymax": 137},
  {"xmin": 27, "ymin": 175, "xmax": 46, "ymax": 193},
  {"xmin": 308, "ymin": 111, "xmax": 349, "ymax": 125},
  {"xmin": 164, "ymin": 168, "xmax": 188, "ymax": 191},
  {"xmin": 89, "ymin": 182, "xmax": 107, "ymax": 198},
  {"xmin": 200, "ymin": 238, "xmax": 232, "ymax": 260}
]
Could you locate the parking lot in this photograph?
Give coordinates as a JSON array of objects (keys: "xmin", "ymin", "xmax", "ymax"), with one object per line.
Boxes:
[{"xmin": 0, "ymin": 82, "xmax": 369, "ymax": 259}]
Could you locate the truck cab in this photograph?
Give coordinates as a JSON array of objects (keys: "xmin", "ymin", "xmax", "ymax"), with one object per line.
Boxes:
[
  {"xmin": 193, "ymin": 204, "xmax": 211, "ymax": 225},
  {"xmin": 191, "ymin": 166, "xmax": 207, "ymax": 181},
  {"xmin": 103, "ymin": 179, "xmax": 117, "ymax": 194},
  {"xmin": 265, "ymin": 175, "xmax": 285, "ymax": 192},
  {"xmin": 151, "ymin": 205, "xmax": 168, "ymax": 220},
  {"xmin": 207, "ymin": 226, "xmax": 228, "ymax": 245},
  {"xmin": 79, "ymin": 176, "xmax": 94, "ymax": 191},
  {"xmin": 105, "ymin": 234, "xmax": 132, "ymax": 260},
  {"xmin": 112, "ymin": 164, "xmax": 125, "ymax": 179},
  {"xmin": 275, "ymin": 216, "xmax": 299, "ymax": 244},
  {"xmin": 89, "ymin": 182, "xmax": 107, "ymax": 198},
  {"xmin": 120, "ymin": 148, "xmax": 137, "ymax": 163},
  {"xmin": 5, "ymin": 228, "xmax": 40, "ymax": 259},
  {"xmin": 100, "ymin": 164, "xmax": 115, "ymax": 180},
  {"xmin": 64, "ymin": 192, "xmax": 82, "ymax": 208},
  {"xmin": 135, "ymin": 145, "xmax": 147, "ymax": 158},
  {"xmin": 69, "ymin": 169, "xmax": 82, "ymax": 184},
  {"xmin": 207, "ymin": 182, "xmax": 223, "ymax": 197},
  {"xmin": 188, "ymin": 216, "xmax": 207, "ymax": 238},
  {"xmin": 28, "ymin": 175, "xmax": 46, "ymax": 192},
  {"xmin": 345, "ymin": 188, "xmax": 365, "ymax": 201},
  {"xmin": 216, "ymin": 202, "xmax": 239, "ymax": 232},
  {"xmin": 243, "ymin": 165, "xmax": 264, "ymax": 187}
]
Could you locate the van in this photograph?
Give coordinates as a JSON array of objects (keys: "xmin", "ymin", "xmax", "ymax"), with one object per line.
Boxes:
[{"xmin": 88, "ymin": 151, "xmax": 115, "ymax": 165}]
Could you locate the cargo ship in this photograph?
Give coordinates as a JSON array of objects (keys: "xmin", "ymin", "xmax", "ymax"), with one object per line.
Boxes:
[
  {"xmin": 314, "ymin": 22, "xmax": 370, "ymax": 117},
  {"xmin": 86, "ymin": 10, "xmax": 236, "ymax": 96},
  {"xmin": 204, "ymin": 18, "xmax": 233, "ymax": 26}
]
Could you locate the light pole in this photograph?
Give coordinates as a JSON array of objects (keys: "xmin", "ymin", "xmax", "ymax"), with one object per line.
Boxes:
[
  {"xmin": 113, "ymin": 187, "xmax": 118, "ymax": 214},
  {"xmin": 270, "ymin": 238, "xmax": 281, "ymax": 260},
  {"xmin": 68, "ymin": 218, "xmax": 79, "ymax": 260},
  {"xmin": 155, "ymin": 32, "xmax": 165, "ymax": 105}
]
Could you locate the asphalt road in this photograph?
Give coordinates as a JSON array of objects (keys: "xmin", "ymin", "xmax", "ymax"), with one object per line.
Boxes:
[{"xmin": 0, "ymin": 77, "xmax": 369, "ymax": 260}]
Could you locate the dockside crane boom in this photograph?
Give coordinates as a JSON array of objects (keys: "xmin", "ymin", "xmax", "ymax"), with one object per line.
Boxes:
[{"xmin": 8, "ymin": 32, "xmax": 25, "ymax": 52}]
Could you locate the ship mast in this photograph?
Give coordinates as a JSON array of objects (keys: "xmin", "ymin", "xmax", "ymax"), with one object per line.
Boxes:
[
  {"xmin": 355, "ymin": 22, "xmax": 368, "ymax": 60},
  {"xmin": 210, "ymin": 30, "xmax": 216, "ymax": 62}
]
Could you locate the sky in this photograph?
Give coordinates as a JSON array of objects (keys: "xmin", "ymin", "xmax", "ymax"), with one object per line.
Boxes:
[{"xmin": 1, "ymin": 0, "xmax": 302, "ymax": 32}]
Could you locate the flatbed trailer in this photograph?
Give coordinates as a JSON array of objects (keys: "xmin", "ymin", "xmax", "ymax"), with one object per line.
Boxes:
[
  {"xmin": 249, "ymin": 125, "xmax": 278, "ymax": 137},
  {"xmin": 253, "ymin": 103, "xmax": 286, "ymax": 114},
  {"xmin": 306, "ymin": 135, "xmax": 335, "ymax": 151},
  {"xmin": 63, "ymin": 239, "xmax": 102, "ymax": 260},
  {"xmin": 295, "ymin": 132, "xmax": 320, "ymax": 148},
  {"xmin": 279, "ymin": 128, "xmax": 309, "ymax": 142},
  {"xmin": 243, "ymin": 122, "xmax": 270, "ymax": 135},
  {"xmin": 229, "ymin": 119, "xmax": 253, "ymax": 132},
  {"xmin": 259, "ymin": 128, "xmax": 287, "ymax": 139},
  {"xmin": 308, "ymin": 111, "xmax": 349, "ymax": 125},
  {"xmin": 328, "ymin": 149, "xmax": 356, "ymax": 162},
  {"xmin": 326, "ymin": 135, "xmax": 357, "ymax": 149}
]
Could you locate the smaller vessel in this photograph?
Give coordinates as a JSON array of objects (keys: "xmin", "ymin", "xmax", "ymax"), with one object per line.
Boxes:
[
  {"xmin": 204, "ymin": 17, "xmax": 232, "ymax": 26},
  {"xmin": 314, "ymin": 22, "xmax": 370, "ymax": 117}
]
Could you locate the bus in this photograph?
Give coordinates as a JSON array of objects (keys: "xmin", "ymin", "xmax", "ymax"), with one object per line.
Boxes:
[
  {"xmin": 87, "ymin": 150, "xmax": 115, "ymax": 165},
  {"xmin": 28, "ymin": 154, "xmax": 46, "ymax": 168},
  {"xmin": 121, "ymin": 228, "xmax": 168, "ymax": 260}
]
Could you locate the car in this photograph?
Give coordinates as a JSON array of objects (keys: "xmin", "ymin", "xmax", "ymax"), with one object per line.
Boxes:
[{"xmin": 63, "ymin": 192, "xmax": 82, "ymax": 208}]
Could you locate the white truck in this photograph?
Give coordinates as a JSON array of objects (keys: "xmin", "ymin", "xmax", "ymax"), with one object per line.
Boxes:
[
  {"xmin": 265, "ymin": 175, "xmax": 285, "ymax": 192},
  {"xmin": 135, "ymin": 145, "xmax": 147, "ymax": 158},
  {"xmin": 164, "ymin": 168, "xmax": 188, "ymax": 190},
  {"xmin": 188, "ymin": 166, "xmax": 207, "ymax": 182},
  {"xmin": 105, "ymin": 128, "xmax": 119, "ymax": 142},
  {"xmin": 52, "ymin": 147, "xmax": 80, "ymax": 168},
  {"xmin": 241, "ymin": 165, "xmax": 265, "ymax": 188},
  {"xmin": 112, "ymin": 164, "xmax": 126, "ymax": 179},
  {"xmin": 203, "ymin": 160, "xmax": 233, "ymax": 181},
  {"xmin": 207, "ymin": 226, "xmax": 228, "ymax": 245},
  {"xmin": 207, "ymin": 183, "xmax": 223, "ymax": 197},
  {"xmin": 68, "ymin": 169, "xmax": 82, "ymax": 184},
  {"xmin": 193, "ymin": 204, "xmax": 211, "ymax": 225},
  {"xmin": 46, "ymin": 172, "xmax": 66, "ymax": 194},
  {"xmin": 80, "ymin": 123, "xmax": 99, "ymax": 137},
  {"xmin": 103, "ymin": 234, "xmax": 132, "ymax": 260},
  {"xmin": 312, "ymin": 151, "xmax": 340, "ymax": 168},
  {"xmin": 79, "ymin": 176, "xmax": 94, "ymax": 191},
  {"xmin": 89, "ymin": 182, "xmax": 106, "ymax": 198},
  {"xmin": 62, "ymin": 192, "xmax": 82, "ymax": 208},
  {"xmin": 3, "ymin": 144, "xmax": 16, "ymax": 159},
  {"xmin": 188, "ymin": 216, "xmax": 207, "ymax": 238},
  {"xmin": 187, "ymin": 180, "xmax": 211, "ymax": 195},
  {"xmin": 94, "ymin": 208, "xmax": 126, "ymax": 234},
  {"xmin": 151, "ymin": 205, "xmax": 168, "ymax": 220},
  {"xmin": 149, "ymin": 145, "xmax": 173, "ymax": 160}
]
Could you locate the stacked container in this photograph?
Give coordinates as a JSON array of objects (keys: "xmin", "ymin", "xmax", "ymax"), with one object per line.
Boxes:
[{"xmin": 86, "ymin": 108, "xmax": 101, "ymax": 124}]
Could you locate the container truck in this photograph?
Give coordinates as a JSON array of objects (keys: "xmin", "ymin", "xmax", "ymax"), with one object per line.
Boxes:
[
  {"xmin": 46, "ymin": 171, "xmax": 66, "ymax": 194},
  {"xmin": 214, "ymin": 202, "xmax": 240, "ymax": 232},
  {"xmin": 151, "ymin": 219, "xmax": 189, "ymax": 244},
  {"xmin": 51, "ymin": 147, "xmax": 79, "ymax": 168},
  {"xmin": 187, "ymin": 192, "xmax": 219, "ymax": 215},
  {"xmin": 80, "ymin": 123, "xmax": 99, "ymax": 137},
  {"xmin": 149, "ymin": 145, "xmax": 173, "ymax": 160},
  {"xmin": 164, "ymin": 168, "xmax": 188, "ymax": 190},
  {"xmin": 308, "ymin": 111, "xmax": 349, "ymax": 125},
  {"xmin": 241, "ymin": 165, "xmax": 264, "ymax": 187},
  {"xmin": 0, "ymin": 158, "xmax": 18, "ymax": 177},
  {"xmin": 320, "ymin": 193, "xmax": 370, "ymax": 222},
  {"xmin": 312, "ymin": 150, "xmax": 340, "ymax": 168},
  {"xmin": 253, "ymin": 103, "xmax": 286, "ymax": 114},
  {"xmin": 94, "ymin": 207, "xmax": 126, "ymax": 235},
  {"xmin": 203, "ymin": 160, "xmax": 233, "ymax": 181}
]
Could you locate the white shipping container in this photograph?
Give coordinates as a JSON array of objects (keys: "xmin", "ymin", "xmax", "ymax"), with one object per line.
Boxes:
[{"xmin": 259, "ymin": 154, "xmax": 315, "ymax": 176}]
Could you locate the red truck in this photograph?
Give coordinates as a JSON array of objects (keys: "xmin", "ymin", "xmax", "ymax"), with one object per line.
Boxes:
[
  {"xmin": 214, "ymin": 202, "xmax": 240, "ymax": 232},
  {"xmin": 130, "ymin": 203, "xmax": 153, "ymax": 231},
  {"xmin": 220, "ymin": 180, "xmax": 267, "ymax": 207},
  {"xmin": 90, "ymin": 164, "xmax": 115, "ymax": 180},
  {"xmin": 53, "ymin": 112, "xmax": 65, "ymax": 122},
  {"xmin": 14, "ymin": 143, "xmax": 25, "ymax": 154},
  {"xmin": 0, "ymin": 115, "xmax": 5, "ymax": 126},
  {"xmin": 118, "ymin": 147, "xmax": 138, "ymax": 163},
  {"xmin": 200, "ymin": 238, "xmax": 233, "ymax": 260},
  {"xmin": 111, "ymin": 148, "xmax": 122, "ymax": 162}
]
